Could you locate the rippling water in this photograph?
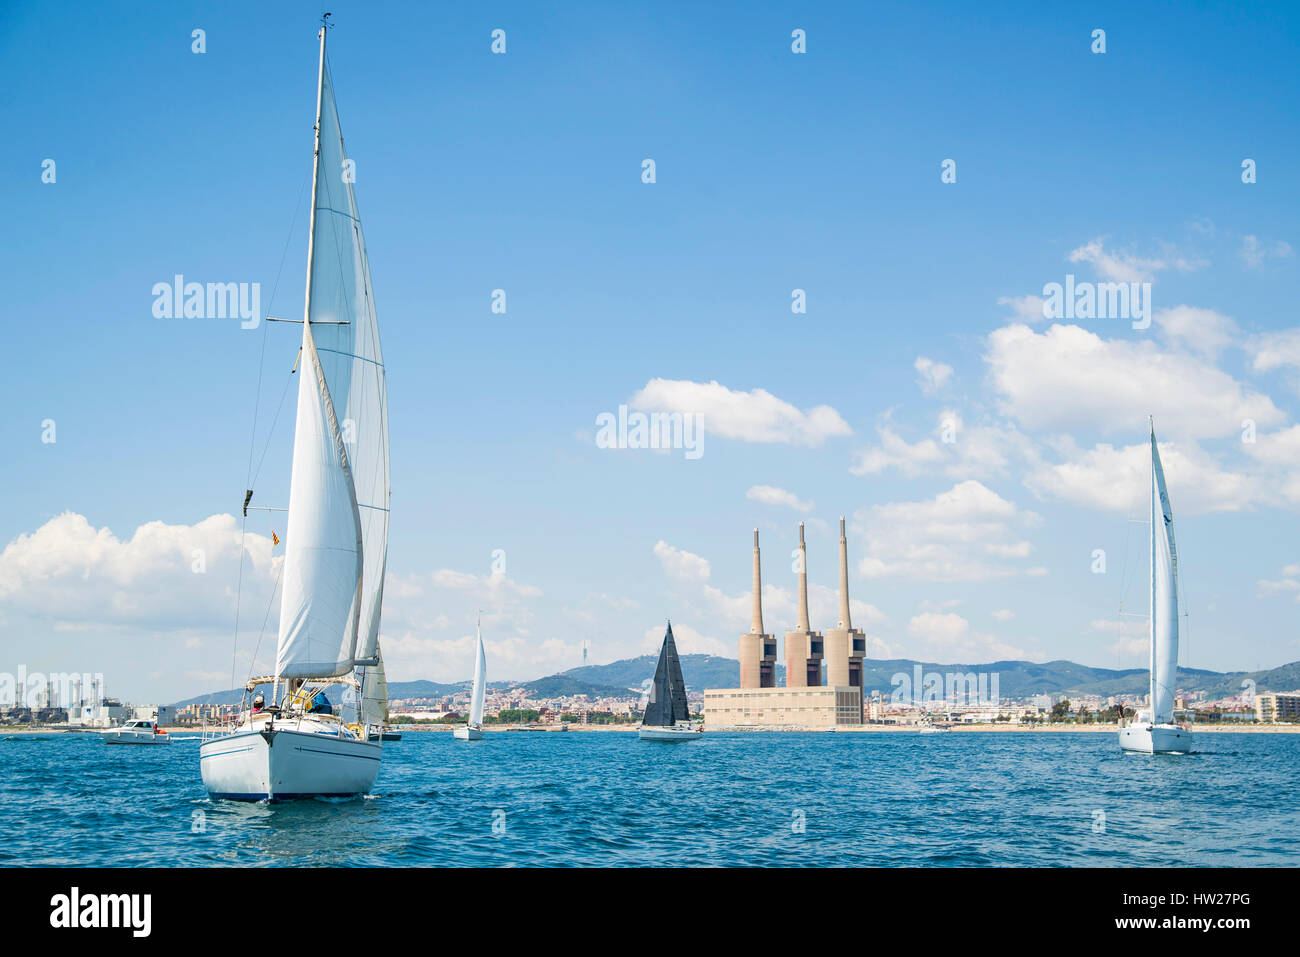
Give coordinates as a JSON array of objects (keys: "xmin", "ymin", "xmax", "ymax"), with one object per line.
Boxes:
[{"xmin": 2, "ymin": 730, "xmax": 1297, "ymax": 866}]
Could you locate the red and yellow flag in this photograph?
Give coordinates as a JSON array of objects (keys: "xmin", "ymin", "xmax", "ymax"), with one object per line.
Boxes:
[{"xmin": 272, "ymin": 531, "xmax": 280, "ymax": 546}]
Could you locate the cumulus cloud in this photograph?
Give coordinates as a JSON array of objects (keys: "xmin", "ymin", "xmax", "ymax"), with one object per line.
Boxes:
[
  {"xmin": 855, "ymin": 480, "xmax": 1042, "ymax": 582},
  {"xmin": 914, "ymin": 356, "xmax": 954, "ymax": 395},
  {"xmin": 746, "ymin": 485, "xmax": 813, "ymax": 512},
  {"xmin": 1024, "ymin": 439, "xmax": 1258, "ymax": 514},
  {"xmin": 986, "ymin": 323, "xmax": 1283, "ymax": 439},
  {"xmin": 0, "ymin": 511, "xmax": 275, "ymax": 632},
  {"xmin": 998, "ymin": 294, "xmax": 1048, "ymax": 324},
  {"xmin": 905, "ymin": 610, "xmax": 1027, "ymax": 660},
  {"xmin": 630, "ymin": 378, "xmax": 851, "ymax": 446},
  {"xmin": 1155, "ymin": 305, "xmax": 1239, "ymax": 358},
  {"xmin": 851, "ymin": 411, "xmax": 1030, "ymax": 480}
]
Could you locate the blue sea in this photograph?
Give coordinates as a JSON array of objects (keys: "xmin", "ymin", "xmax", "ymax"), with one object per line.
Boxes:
[{"xmin": 2, "ymin": 730, "xmax": 1297, "ymax": 867}]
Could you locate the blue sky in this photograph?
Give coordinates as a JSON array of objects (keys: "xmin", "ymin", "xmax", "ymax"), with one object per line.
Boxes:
[{"xmin": 2, "ymin": 0, "xmax": 1299, "ymax": 702}]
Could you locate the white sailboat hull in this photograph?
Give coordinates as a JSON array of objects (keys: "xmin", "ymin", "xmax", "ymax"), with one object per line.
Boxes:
[
  {"xmin": 453, "ymin": 725, "xmax": 483, "ymax": 741},
  {"xmin": 1118, "ymin": 722, "xmax": 1192, "ymax": 754},
  {"xmin": 638, "ymin": 725, "xmax": 702, "ymax": 742},
  {"xmin": 200, "ymin": 726, "xmax": 381, "ymax": 800}
]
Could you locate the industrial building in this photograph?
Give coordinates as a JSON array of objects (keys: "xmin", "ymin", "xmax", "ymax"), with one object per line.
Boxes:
[{"xmin": 705, "ymin": 519, "xmax": 865, "ymax": 729}]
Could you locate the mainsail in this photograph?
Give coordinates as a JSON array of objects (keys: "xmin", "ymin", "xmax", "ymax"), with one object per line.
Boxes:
[
  {"xmin": 275, "ymin": 322, "xmax": 364, "ymax": 679},
  {"xmin": 468, "ymin": 621, "xmax": 486, "ymax": 727},
  {"xmin": 308, "ymin": 57, "xmax": 389, "ymax": 667},
  {"xmin": 1150, "ymin": 428, "xmax": 1179, "ymax": 725},
  {"xmin": 642, "ymin": 623, "xmax": 690, "ymax": 727}
]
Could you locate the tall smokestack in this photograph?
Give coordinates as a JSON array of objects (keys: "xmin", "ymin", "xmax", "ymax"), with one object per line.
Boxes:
[
  {"xmin": 740, "ymin": 528, "xmax": 776, "ymax": 688},
  {"xmin": 786, "ymin": 522, "xmax": 823, "ymax": 688},
  {"xmin": 797, "ymin": 522, "xmax": 810, "ymax": 631},
  {"xmin": 837, "ymin": 516, "xmax": 851, "ymax": 629}
]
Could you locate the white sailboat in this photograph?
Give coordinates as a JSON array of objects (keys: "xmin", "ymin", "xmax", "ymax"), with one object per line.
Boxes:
[
  {"xmin": 639, "ymin": 622, "xmax": 702, "ymax": 741},
  {"xmin": 1118, "ymin": 423, "xmax": 1192, "ymax": 755},
  {"xmin": 362, "ymin": 650, "xmax": 400, "ymax": 742},
  {"xmin": 454, "ymin": 618, "xmax": 487, "ymax": 741},
  {"xmin": 200, "ymin": 18, "xmax": 391, "ymax": 800}
]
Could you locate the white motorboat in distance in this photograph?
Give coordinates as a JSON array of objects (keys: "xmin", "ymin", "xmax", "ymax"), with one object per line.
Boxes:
[{"xmin": 103, "ymin": 719, "xmax": 172, "ymax": 745}]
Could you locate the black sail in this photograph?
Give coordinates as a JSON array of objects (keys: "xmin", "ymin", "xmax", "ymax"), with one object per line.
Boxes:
[{"xmin": 643, "ymin": 622, "xmax": 690, "ymax": 727}]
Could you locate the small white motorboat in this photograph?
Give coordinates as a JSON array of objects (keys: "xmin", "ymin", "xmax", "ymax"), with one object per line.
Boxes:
[{"xmin": 103, "ymin": 719, "xmax": 172, "ymax": 745}]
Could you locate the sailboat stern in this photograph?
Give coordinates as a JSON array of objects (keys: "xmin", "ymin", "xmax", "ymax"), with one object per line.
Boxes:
[
  {"xmin": 200, "ymin": 725, "xmax": 382, "ymax": 800},
  {"xmin": 1117, "ymin": 722, "xmax": 1192, "ymax": 755}
]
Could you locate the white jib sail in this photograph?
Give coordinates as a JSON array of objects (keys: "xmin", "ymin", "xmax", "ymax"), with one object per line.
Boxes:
[
  {"xmin": 275, "ymin": 321, "xmax": 364, "ymax": 679},
  {"xmin": 1150, "ymin": 430, "xmax": 1179, "ymax": 725},
  {"xmin": 469, "ymin": 622, "xmax": 486, "ymax": 727},
  {"xmin": 359, "ymin": 649, "xmax": 389, "ymax": 728},
  {"xmin": 308, "ymin": 59, "xmax": 389, "ymax": 667}
]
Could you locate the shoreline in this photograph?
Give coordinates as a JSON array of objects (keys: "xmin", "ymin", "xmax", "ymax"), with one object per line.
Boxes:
[{"xmin": 5, "ymin": 723, "xmax": 1297, "ymax": 735}]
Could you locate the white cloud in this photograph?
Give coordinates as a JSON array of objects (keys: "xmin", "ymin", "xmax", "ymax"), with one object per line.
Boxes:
[
  {"xmin": 639, "ymin": 621, "xmax": 728, "ymax": 657},
  {"xmin": 1090, "ymin": 618, "xmax": 1148, "ymax": 658},
  {"xmin": 1024, "ymin": 439, "xmax": 1258, "ymax": 514},
  {"xmin": 855, "ymin": 480, "xmax": 1042, "ymax": 582},
  {"xmin": 1067, "ymin": 238, "xmax": 1206, "ymax": 283},
  {"xmin": 0, "ymin": 511, "xmax": 275, "ymax": 632},
  {"xmin": 850, "ymin": 411, "xmax": 1029, "ymax": 480},
  {"xmin": 905, "ymin": 611, "xmax": 1027, "ymax": 660},
  {"xmin": 1258, "ymin": 564, "xmax": 1300, "ymax": 603},
  {"xmin": 630, "ymin": 378, "xmax": 851, "ymax": 446},
  {"xmin": 1155, "ymin": 305, "xmax": 1239, "ymax": 358},
  {"xmin": 746, "ymin": 484, "xmax": 813, "ymax": 512},
  {"xmin": 998, "ymin": 294, "xmax": 1048, "ymax": 324},
  {"xmin": 991, "ymin": 609, "xmax": 1015, "ymax": 621},
  {"xmin": 652, "ymin": 540, "xmax": 712, "ymax": 583},
  {"xmin": 986, "ymin": 323, "xmax": 1283, "ymax": 439},
  {"xmin": 1241, "ymin": 235, "xmax": 1293, "ymax": 269},
  {"xmin": 1250, "ymin": 328, "xmax": 1300, "ymax": 375},
  {"xmin": 914, "ymin": 356, "xmax": 954, "ymax": 395}
]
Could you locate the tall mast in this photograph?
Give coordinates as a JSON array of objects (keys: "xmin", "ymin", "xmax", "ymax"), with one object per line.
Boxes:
[
  {"xmin": 1149, "ymin": 418, "xmax": 1156, "ymax": 719},
  {"xmin": 273, "ymin": 21, "xmax": 329, "ymax": 712},
  {"xmin": 302, "ymin": 21, "xmax": 327, "ymax": 328}
]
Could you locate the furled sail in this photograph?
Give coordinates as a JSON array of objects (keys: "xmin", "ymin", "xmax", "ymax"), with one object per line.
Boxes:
[
  {"xmin": 359, "ymin": 649, "xmax": 389, "ymax": 728},
  {"xmin": 468, "ymin": 621, "xmax": 486, "ymax": 727},
  {"xmin": 308, "ymin": 59, "xmax": 389, "ymax": 667},
  {"xmin": 1150, "ymin": 429, "xmax": 1179, "ymax": 725},
  {"xmin": 642, "ymin": 623, "xmax": 690, "ymax": 727},
  {"xmin": 275, "ymin": 322, "xmax": 364, "ymax": 679}
]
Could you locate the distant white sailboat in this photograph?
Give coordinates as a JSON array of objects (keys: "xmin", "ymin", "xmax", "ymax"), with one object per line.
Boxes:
[
  {"xmin": 362, "ymin": 651, "xmax": 400, "ymax": 742},
  {"xmin": 639, "ymin": 622, "xmax": 702, "ymax": 741},
  {"xmin": 200, "ymin": 18, "xmax": 391, "ymax": 799},
  {"xmin": 1118, "ymin": 423, "xmax": 1192, "ymax": 755},
  {"xmin": 454, "ymin": 618, "xmax": 487, "ymax": 741}
]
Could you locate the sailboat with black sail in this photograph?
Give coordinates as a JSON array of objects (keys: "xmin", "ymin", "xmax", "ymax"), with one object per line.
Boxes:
[{"xmin": 639, "ymin": 622, "xmax": 702, "ymax": 741}]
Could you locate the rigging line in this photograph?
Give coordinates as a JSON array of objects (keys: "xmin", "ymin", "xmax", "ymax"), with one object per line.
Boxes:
[
  {"xmin": 250, "ymin": 371, "xmax": 296, "ymax": 490},
  {"xmin": 246, "ymin": 553, "xmax": 286, "ymax": 687},
  {"xmin": 230, "ymin": 167, "xmax": 311, "ymax": 693}
]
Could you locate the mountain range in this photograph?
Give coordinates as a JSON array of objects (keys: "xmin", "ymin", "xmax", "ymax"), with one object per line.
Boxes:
[{"xmin": 170, "ymin": 655, "xmax": 1299, "ymax": 709}]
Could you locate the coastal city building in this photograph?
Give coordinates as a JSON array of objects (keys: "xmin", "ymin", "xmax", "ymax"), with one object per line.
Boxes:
[{"xmin": 1256, "ymin": 691, "xmax": 1300, "ymax": 723}]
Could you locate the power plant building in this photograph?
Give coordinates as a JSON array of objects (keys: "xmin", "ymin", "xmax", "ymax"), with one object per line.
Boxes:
[{"xmin": 704, "ymin": 521, "xmax": 865, "ymax": 729}]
